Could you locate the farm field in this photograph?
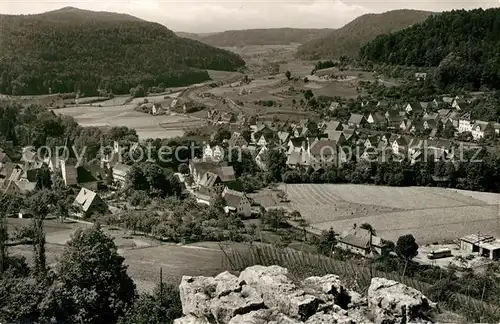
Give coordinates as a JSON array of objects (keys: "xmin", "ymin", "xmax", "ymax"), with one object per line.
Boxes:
[
  {"xmin": 278, "ymin": 184, "xmax": 500, "ymax": 244},
  {"xmin": 7, "ymin": 218, "xmax": 239, "ymax": 293},
  {"xmin": 56, "ymin": 104, "xmax": 196, "ymax": 139}
]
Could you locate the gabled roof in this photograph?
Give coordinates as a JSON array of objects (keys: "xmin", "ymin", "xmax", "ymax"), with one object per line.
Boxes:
[
  {"xmin": 222, "ymin": 188, "xmax": 248, "ymax": 209},
  {"xmin": 309, "ymin": 139, "xmax": 337, "ymax": 156},
  {"xmin": 420, "ymin": 102, "xmax": 430, "ymax": 109},
  {"xmin": 348, "ymin": 114, "xmax": 365, "ymax": 125},
  {"xmin": 323, "ymin": 120, "xmax": 342, "ymax": 132},
  {"xmin": 277, "ymin": 131, "xmax": 290, "ymax": 143},
  {"xmin": 424, "ymin": 119, "xmax": 438, "ymax": 129},
  {"xmin": 289, "ymin": 137, "xmax": 305, "ymax": 148},
  {"xmin": 368, "ymin": 112, "xmax": 386, "ymax": 123},
  {"xmin": 73, "ymin": 187, "xmax": 103, "ymax": 212},
  {"xmin": 325, "ymin": 130, "xmax": 345, "ymax": 142},
  {"xmin": 21, "ymin": 146, "xmax": 37, "ymax": 163},
  {"xmin": 474, "ymin": 120, "xmax": 492, "ymax": 131},
  {"xmin": 0, "ymin": 151, "xmax": 10, "ymax": 163},
  {"xmin": 14, "ymin": 181, "xmax": 37, "ymax": 194},
  {"xmin": 199, "ymin": 171, "xmax": 219, "ymax": 188},
  {"xmin": 437, "ymin": 109, "xmax": 451, "ymax": 117},
  {"xmin": 406, "ymin": 102, "xmax": 422, "ymax": 112},
  {"xmin": 340, "ymin": 227, "xmax": 385, "ymax": 249},
  {"xmin": 394, "ymin": 137, "xmax": 408, "ymax": 146},
  {"xmin": 218, "ymin": 166, "xmax": 236, "ymax": 182},
  {"xmin": 459, "ymin": 112, "xmax": 472, "ymax": 120},
  {"xmin": 423, "ymin": 112, "xmax": 438, "ymax": 120},
  {"xmin": 329, "ymin": 102, "xmax": 341, "ymax": 111}
]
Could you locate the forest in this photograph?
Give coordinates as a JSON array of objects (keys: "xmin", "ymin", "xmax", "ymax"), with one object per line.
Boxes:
[
  {"xmin": 360, "ymin": 8, "xmax": 500, "ymax": 90},
  {"xmin": 0, "ymin": 8, "xmax": 245, "ymax": 96}
]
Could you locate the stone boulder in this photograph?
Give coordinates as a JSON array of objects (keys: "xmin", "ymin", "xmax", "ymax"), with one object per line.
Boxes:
[
  {"xmin": 239, "ymin": 265, "xmax": 320, "ymax": 320},
  {"xmin": 175, "ymin": 266, "xmax": 441, "ymax": 324},
  {"xmin": 368, "ymin": 277, "xmax": 437, "ymax": 324}
]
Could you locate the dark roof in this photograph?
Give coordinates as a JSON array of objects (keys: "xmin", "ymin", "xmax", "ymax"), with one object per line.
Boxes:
[{"xmin": 309, "ymin": 139, "xmax": 337, "ymax": 155}]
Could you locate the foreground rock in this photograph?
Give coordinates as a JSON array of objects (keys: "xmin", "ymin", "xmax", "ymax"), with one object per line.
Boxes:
[{"xmin": 175, "ymin": 265, "xmax": 440, "ymax": 324}]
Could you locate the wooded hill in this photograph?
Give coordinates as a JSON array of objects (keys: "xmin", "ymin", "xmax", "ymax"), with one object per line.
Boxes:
[
  {"xmin": 0, "ymin": 7, "xmax": 245, "ymax": 96},
  {"xmin": 177, "ymin": 28, "xmax": 334, "ymax": 46},
  {"xmin": 296, "ymin": 10, "xmax": 434, "ymax": 60},
  {"xmin": 360, "ymin": 8, "xmax": 500, "ymax": 90}
]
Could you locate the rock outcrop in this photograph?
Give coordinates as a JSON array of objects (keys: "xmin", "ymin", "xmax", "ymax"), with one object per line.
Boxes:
[{"xmin": 175, "ymin": 265, "xmax": 439, "ymax": 324}]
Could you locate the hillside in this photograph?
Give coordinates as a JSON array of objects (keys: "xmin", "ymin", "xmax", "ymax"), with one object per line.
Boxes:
[
  {"xmin": 360, "ymin": 8, "xmax": 500, "ymax": 90},
  {"xmin": 182, "ymin": 28, "xmax": 334, "ymax": 46},
  {"xmin": 0, "ymin": 7, "xmax": 245, "ymax": 96},
  {"xmin": 296, "ymin": 9, "xmax": 434, "ymax": 59}
]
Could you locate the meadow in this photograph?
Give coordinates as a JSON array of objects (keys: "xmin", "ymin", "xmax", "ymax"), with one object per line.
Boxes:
[{"xmin": 278, "ymin": 184, "xmax": 500, "ymax": 244}]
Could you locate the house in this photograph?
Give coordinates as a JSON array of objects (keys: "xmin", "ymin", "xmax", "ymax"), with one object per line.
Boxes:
[
  {"xmin": 189, "ymin": 159, "xmax": 235, "ymax": 188},
  {"xmin": 442, "ymin": 97, "xmax": 454, "ymax": 105},
  {"xmin": 61, "ymin": 160, "xmax": 78, "ymax": 187},
  {"xmin": 423, "ymin": 112, "xmax": 438, "ymax": 121},
  {"xmin": 376, "ymin": 100, "xmax": 389, "ymax": 109},
  {"xmin": 252, "ymin": 125, "xmax": 275, "ymax": 143},
  {"xmin": 325, "ymin": 131, "xmax": 346, "ymax": 145},
  {"xmin": 494, "ymin": 123, "xmax": 500, "ymax": 135},
  {"xmin": 364, "ymin": 136, "xmax": 379, "ymax": 148},
  {"xmin": 0, "ymin": 180, "xmax": 36, "ymax": 196},
  {"xmin": 423, "ymin": 119, "xmax": 438, "ymax": 130},
  {"xmin": 323, "ymin": 120, "xmax": 343, "ymax": 132},
  {"xmin": 277, "ymin": 131, "xmax": 290, "ymax": 146},
  {"xmin": 337, "ymin": 226, "xmax": 389, "ymax": 258},
  {"xmin": 308, "ymin": 139, "xmax": 339, "ymax": 170},
  {"xmin": 203, "ymin": 144, "xmax": 224, "ymax": 162},
  {"xmin": 286, "ymin": 151, "xmax": 309, "ymax": 168},
  {"xmin": 347, "ymin": 114, "xmax": 368, "ymax": 128},
  {"xmin": 222, "ymin": 187, "xmax": 251, "ymax": 218},
  {"xmin": 151, "ymin": 103, "xmax": 163, "ymax": 115},
  {"xmin": 21, "ymin": 146, "xmax": 37, "ymax": 163},
  {"xmin": 76, "ymin": 164, "xmax": 108, "ymax": 191},
  {"xmin": 227, "ymin": 132, "xmax": 248, "ymax": 148},
  {"xmin": 0, "ymin": 150, "xmax": 11, "ymax": 164},
  {"xmin": 404, "ymin": 103, "xmax": 422, "ymax": 115},
  {"xmin": 287, "ymin": 137, "xmax": 307, "ymax": 155},
  {"xmin": 367, "ymin": 112, "xmax": 386, "ymax": 127},
  {"xmin": 399, "ymin": 119, "xmax": 412, "ymax": 132},
  {"xmin": 385, "ymin": 111, "xmax": 405, "ymax": 129},
  {"xmin": 452, "ymin": 99, "xmax": 470, "ymax": 111},
  {"xmin": 112, "ymin": 163, "xmax": 130, "ymax": 185},
  {"xmin": 460, "ymin": 234, "xmax": 500, "ymax": 260},
  {"xmin": 73, "ymin": 188, "xmax": 109, "ymax": 217},
  {"xmin": 471, "ymin": 121, "xmax": 494, "ymax": 140},
  {"xmin": 392, "ymin": 137, "xmax": 408, "ymax": 155},
  {"xmin": 329, "ymin": 102, "xmax": 342, "ymax": 112},
  {"xmin": 409, "ymin": 121, "xmax": 424, "ymax": 133},
  {"xmin": 257, "ymin": 133, "xmax": 276, "ymax": 147},
  {"xmin": 415, "ymin": 72, "xmax": 427, "ymax": 81},
  {"xmin": 458, "ymin": 112, "xmax": 473, "ymax": 133},
  {"xmin": 420, "ymin": 102, "xmax": 430, "ymax": 111}
]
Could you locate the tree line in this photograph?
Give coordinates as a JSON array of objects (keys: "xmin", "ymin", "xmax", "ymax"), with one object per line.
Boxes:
[{"xmin": 360, "ymin": 8, "xmax": 500, "ymax": 90}]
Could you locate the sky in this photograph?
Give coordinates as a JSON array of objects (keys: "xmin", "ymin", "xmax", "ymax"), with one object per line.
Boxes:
[{"xmin": 0, "ymin": 0, "xmax": 499, "ymax": 33}]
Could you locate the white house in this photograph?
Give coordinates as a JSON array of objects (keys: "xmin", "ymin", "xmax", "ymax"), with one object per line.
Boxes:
[
  {"xmin": 471, "ymin": 121, "xmax": 494, "ymax": 140},
  {"xmin": 222, "ymin": 187, "xmax": 251, "ymax": 217},
  {"xmin": 458, "ymin": 113, "xmax": 473, "ymax": 133}
]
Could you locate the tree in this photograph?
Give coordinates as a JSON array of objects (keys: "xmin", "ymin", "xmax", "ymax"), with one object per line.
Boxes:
[
  {"xmin": 395, "ymin": 234, "xmax": 419, "ymax": 277},
  {"xmin": 360, "ymin": 223, "xmax": 376, "ymax": 235},
  {"xmin": 48, "ymin": 224, "xmax": 136, "ymax": 323},
  {"xmin": 304, "ymin": 89, "xmax": 314, "ymax": 101},
  {"xmin": 178, "ymin": 163, "xmax": 189, "ymax": 175},
  {"xmin": 285, "ymin": 70, "xmax": 292, "ymax": 80},
  {"xmin": 119, "ymin": 282, "xmax": 182, "ymax": 324},
  {"xmin": 315, "ymin": 228, "xmax": 337, "ymax": 256},
  {"xmin": 266, "ymin": 150, "xmax": 286, "ymax": 182},
  {"xmin": 130, "ymin": 85, "xmax": 146, "ymax": 98}
]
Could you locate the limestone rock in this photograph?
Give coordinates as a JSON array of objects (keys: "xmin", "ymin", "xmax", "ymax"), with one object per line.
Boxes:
[
  {"xmin": 239, "ymin": 265, "xmax": 320, "ymax": 320},
  {"xmin": 179, "ymin": 276, "xmax": 216, "ymax": 319},
  {"xmin": 173, "ymin": 315, "xmax": 211, "ymax": 324},
  {"xmin": 228, "ymin": 310, "xmax": 301, "ymax": 324},
  {"xmin": 368, "ymin": 277, "xmax": 437, "ymax": 324},
  {"xmin": 210, "ymin": 285, "xmax": 266, "ymax": 323},
  {"xmin": 305, "ymin": 311, "xmax": 355, "ymax": 324}
]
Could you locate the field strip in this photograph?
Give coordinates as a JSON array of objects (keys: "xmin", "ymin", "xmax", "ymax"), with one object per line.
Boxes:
[
  {"xmin": 421, "ymin": 187, "xmax": 489, "ymax": 206},
  {"xmin": 307, "ymin": 184, "xmax": 344, "ymax": 204}
]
